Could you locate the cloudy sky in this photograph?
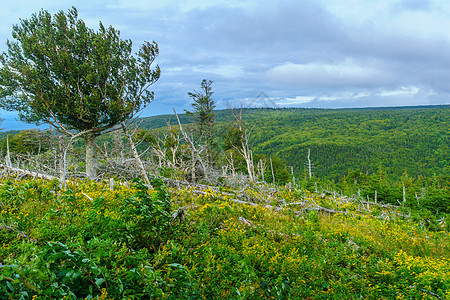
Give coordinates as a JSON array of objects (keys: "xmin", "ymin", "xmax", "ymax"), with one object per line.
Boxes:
[{"xmin": 0, "ymin": 0, "xmax": 449, "ymax": 129}]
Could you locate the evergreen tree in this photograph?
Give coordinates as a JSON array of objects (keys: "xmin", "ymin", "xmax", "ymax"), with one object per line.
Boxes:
[
  {"xmin": 0, "ymin": 7, "xmax": 160, "ymax": 178},
  {"xmin": 185, "ymin": 79, "xmax": 216, "ymax": 166}
]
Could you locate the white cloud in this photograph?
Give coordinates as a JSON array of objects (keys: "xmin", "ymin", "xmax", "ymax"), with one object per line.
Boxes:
[
  {"xmin": 1, "ymin": 0, "xmax": 450, "ymax": 130},
  {"xmin": 378, "ymin": 86, "xmax": 420, "ymax": 97},
  {"xmin": 192, "ymin": 64, "xmax": 245, "ymax": 78},
  {"xmin": 266, "ymin": 60, "xmax": 393, "ymax": 88},
  {"xmin": 277, "ymin": 96, "xmax": 316, "ymax": 105}
]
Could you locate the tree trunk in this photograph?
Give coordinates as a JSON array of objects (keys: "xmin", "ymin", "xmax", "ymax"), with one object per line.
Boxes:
[
  {"xmin": 121, "ymin": 122, "xmax": 151, "ymax": 187},
  {"xmin": 270, "ymin": 157, "xmax": 275, "ymax": 184},
  {"xmin": 243, "ymin": 148, "xmax": 254, "ymax": 182},
  {"xmin": 84, "ymin": 132, "xmax": 97, "ymax": 179},
  {"xmin": 307, "ymin": 148, "xmax": 312, "ymax": 179}
]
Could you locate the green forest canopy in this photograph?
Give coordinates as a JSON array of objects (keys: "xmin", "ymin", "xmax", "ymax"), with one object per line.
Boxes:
[{"xmin": 139, "ymin": 105, "xmax": 448, "ymax": 182}]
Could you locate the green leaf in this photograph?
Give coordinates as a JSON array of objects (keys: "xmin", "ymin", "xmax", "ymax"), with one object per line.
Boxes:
[{"xmin": 95, "ymin": 278, "xmax": 105, "ymax": 286}]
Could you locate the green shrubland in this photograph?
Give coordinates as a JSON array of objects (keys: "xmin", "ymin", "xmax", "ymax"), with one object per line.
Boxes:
[
  {"xmin": 0, "ymin": 106, "xmax": 448, "ymax": 299},
  {"xmin": 1, "ymin": 176, "xmax": 449, "ymax": 299}
]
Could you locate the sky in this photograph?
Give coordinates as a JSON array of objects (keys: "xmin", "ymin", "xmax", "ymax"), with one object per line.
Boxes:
[{"xmin": 0, "ymin": 0, "xmax": 449, "ymax": 130}]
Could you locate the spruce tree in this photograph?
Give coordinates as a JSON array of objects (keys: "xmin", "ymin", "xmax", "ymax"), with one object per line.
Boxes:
[{"xmin": 185, "ymin": 79, "xmax": 216, "ymax": 166}]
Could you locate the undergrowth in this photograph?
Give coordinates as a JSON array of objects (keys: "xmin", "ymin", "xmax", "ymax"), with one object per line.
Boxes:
[{"xmin": 0, "ymin": 177, "xmax": 449, "ymax": 299}]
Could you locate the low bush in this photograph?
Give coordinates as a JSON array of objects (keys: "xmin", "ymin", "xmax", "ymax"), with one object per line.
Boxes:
[{"xmin": 1, "ymin": 177, "xmax": 449, "ymax": 299}]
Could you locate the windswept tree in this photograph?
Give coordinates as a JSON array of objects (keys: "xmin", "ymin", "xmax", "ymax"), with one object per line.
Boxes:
[
  {"xmin": 185, "ymin": 79, "xmax": 216, "ymax": 166},
  {"xmin": 0, "ymin": 7, "xmax": 160, "ymax": 178}
]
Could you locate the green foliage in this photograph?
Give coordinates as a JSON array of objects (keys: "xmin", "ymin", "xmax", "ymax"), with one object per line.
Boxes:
[
  {"xmin": 0, "ymin": 177, "xmax": 183, "ymax": 298},
  {"xmin": 0, "ymin": 130, "xmax": 53, "ymax": 155},
  {"xmin": 186, "ymin": 79, "xmax": 216, "ymax": 165},
  {"xmin": 0, "ymin": 238, "xmax": 157, "ymax": 299},
  {"xmin": 119, "ymin": 178, "xmax": 176, "ymax": 251},
  {"xmin": 185, "ymin": 79, "xmax": 216, "ymax": 140},
  {"xmin": 0, "ymin": 7, "xmax": 160, "ymax": 132},
  {"xmin": 0, "ymin": 7, "xmax": 160, "ymax": 178},
  {"xmin": 224, "ymin": 125, "xmax": 244, "ymax": 151},
  {"xmin": 1, "ymin": 177, "xmax": 449, "ymax": 299},
  {"xmin": 255, "ymin": 154, "xmax": 292, "ymax": 185},
  {"xmin": 1, "ymin": 241, "xmax": 105, "ymax": 298},
  {"xmin": 336, "ymin": 168, "xmax": 450, "ymax": 214}
]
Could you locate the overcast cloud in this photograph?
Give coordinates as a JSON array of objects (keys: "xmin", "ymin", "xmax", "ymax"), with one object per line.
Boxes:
[{"xmin": 0, "ymin": 0, "xmax": 449, "ymax": 129}]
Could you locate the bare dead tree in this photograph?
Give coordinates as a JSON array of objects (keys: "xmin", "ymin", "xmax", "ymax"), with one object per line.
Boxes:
[
  {"xmin": 270, "ymin": 157, "xmax": 275, "ymax": 184},
  {"xmin": 141, "ymin": 123, "xmax": 192, "ymax": 176},
  {"xmin": 121, "ymin": 121, "xmax": 151, "ymax": 187},
  {"xmin": 173, "ymin": 108, "xmax": 207, "ymax": 181},
  {"xmin": 225, "ymin": 150, "xmax": 236, "ymax": 178},
  {"xmin": 256, "ymin": 158, "xmax": 267, "ymax": 182},
  {"xmin": 5, "ymin": 135, "xmax": 11, "ymax": 168},
  {"xmin": 59, "ymin": 134, "xmax": 77, "ymax": 188},
  {"xmin": 307, "ymin": 148, "xmax": 312, "ymax": 179},
  {"xmin": 226, "ymin": 106, "xmax": 255, "ymax": 182}
]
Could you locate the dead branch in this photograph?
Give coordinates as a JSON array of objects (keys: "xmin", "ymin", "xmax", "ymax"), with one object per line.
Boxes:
[
  {"xmin": 121, "ymin": 121, "xmax": 151, "ymax": 187},
  {"xmin": 409, "ymin": 286, "xmax": 444, "ymax": 300},
  {"xmin": 0, "ymin": 164, "xmax": 57, "ymax": 181},
  {"xmin": 0, "ymin": 225, "xmax": 29, "ymax": 239},
  {"xmin": 238, "ymin": 217, "xmax": 256, "ymax": 228},
  {"xmin": 233, "ymin": 199, "xmax": 259, "ymax": 206},
  {"xmin": 283, "ymin": 201, "xmax": 310, "ymax": 206},
  {"xmin": 359, "ymin": 200, "xmax": 398, "ymax": 209},
  {"xmin": 173, "ymin": 108, "xmax": 207, "ymax": 179},
  {"xmin": 305, "ymin": 206, "xmax": 346, "ymax": 215},
  {"xmin": 81, "ymin": 192, "xmax": 94, "ymax": 202}
]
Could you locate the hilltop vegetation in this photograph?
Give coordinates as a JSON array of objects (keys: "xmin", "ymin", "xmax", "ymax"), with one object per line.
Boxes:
[
  {"xmin": 140, "ymin": 106, "xmax": 448, "ymax": 182},
  {"xmin": 0, "ymin": 6, "xmax": 447, "ymax": 299},
  {"xmin": 136, "ymin": 105, "xmax": 450, "ymax": 213},
  {"xmin": 1, "ymin": 177, "xmax": 449, "ymax": 299},
  {"xmin": 0, "ymin": 105, "xmax": 449, "ymax": 299},
  {"xmin": 1, "ymin": 105, "xmax": 448, "ymax": 214}
]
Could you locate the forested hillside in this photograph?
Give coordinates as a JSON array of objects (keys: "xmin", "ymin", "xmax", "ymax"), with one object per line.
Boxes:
[{"xmin": 140, "ymin": 105, "xmax": 448, "ymax": 182}]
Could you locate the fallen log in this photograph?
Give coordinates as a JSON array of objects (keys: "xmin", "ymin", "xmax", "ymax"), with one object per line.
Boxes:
[
  {"xmin": 305, "ymin": 206, "xmax": 346, "ymax": 215},
  {"xmin": 359, "ymin": 200, "xmax": 398, "ymax": 209},
  {"xmin": 0, "ymin": 164, "xmax": 57, "ymax": 181}
]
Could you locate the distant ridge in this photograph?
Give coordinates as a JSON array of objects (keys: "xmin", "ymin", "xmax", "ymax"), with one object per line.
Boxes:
[{"xmin": 137, "ymin": 104, "xmax": 449, "ymax": 129}]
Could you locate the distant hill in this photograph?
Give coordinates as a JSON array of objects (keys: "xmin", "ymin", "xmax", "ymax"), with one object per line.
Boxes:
[{"xmin": 139, "ymin": 105, "xmax": 449, "ymax": 181}]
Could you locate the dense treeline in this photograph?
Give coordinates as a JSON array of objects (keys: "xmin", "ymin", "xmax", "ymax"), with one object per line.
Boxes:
[
  {"xmin": 235, "ymin": 107, "xmax": 447, "ymax": 181},
  {"xmin": 138, "ymin": 105, "xmax": 448, "ymax": 182}
]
